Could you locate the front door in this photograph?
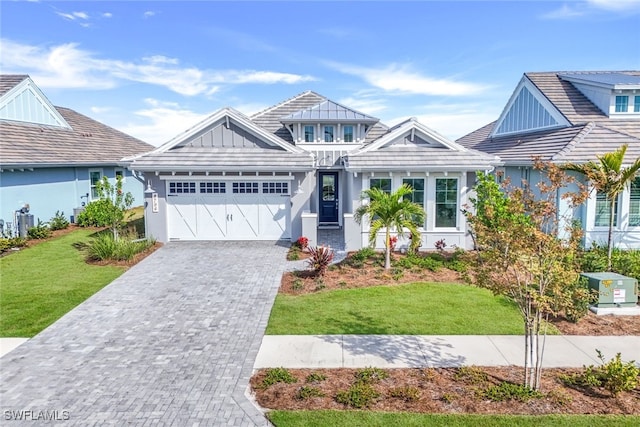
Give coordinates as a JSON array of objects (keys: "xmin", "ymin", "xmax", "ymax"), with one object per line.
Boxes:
[{"xmin": 319, "ymin": 172, "xmax": 339, "ymax": 223}]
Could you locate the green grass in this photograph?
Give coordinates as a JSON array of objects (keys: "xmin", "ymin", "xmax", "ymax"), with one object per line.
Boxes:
[
  {"xmin": 267, "ymin": 411, "xmax": 639, "ymax": 427},
  {"xmin": 266, "ymin": 282, "xmax": 552, "ymax": 335},
  {"xmin": 0, "ymin": 229, "xmax": 125, "ymax": 337}
]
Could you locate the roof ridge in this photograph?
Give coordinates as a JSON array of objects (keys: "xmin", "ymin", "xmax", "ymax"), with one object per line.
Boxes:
[
  {"xmin": 250, "ymin": 90, "xmax": 325, "ymax": 119},
  {"xmin": 551, "ymin": 122, "xmax": 594, "ymax": 161}
]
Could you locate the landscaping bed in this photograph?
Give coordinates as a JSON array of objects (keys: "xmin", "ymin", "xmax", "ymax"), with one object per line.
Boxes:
[{"xmin": 251, "ymin": 366, "xmax": 640, "ymax": 416}]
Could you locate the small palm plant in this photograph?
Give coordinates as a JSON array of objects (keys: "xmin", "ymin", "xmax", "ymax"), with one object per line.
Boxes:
[
  {"xmin": 354, "ymin": 184, "xmax": 425, "ymax": 269},
  {"xmin": 562, "ymin": 144, "xmax": 640, "ymax": 270}
]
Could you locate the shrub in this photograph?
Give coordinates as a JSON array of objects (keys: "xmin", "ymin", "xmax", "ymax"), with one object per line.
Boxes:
[
  {"xmin": 87, "ymin": 232, "xmax": 155, "ymax": 261},
  {"xmin": 389, "ymin": 386, "xmax": 420, "ymax": 402},
  {"xmin": 291, "ymin": 279, "xmax": 304, "ymax": 291},
  {"xmin": 389, "ymin": 236, "xmax": 398, "ymax": 251},
  {"xmin": 350, "ymin": 247, "xmax": 376, "ymax": 262},
  {"xmin": 27, "ymin": 219, "xmax": 52, "ymax": 239},
  {"xmin": 295, "ymin": 386, "xmax": 325, "ymax": 400},
  {"xmin": 355, "ymin": 367, "xmax": 388, "ymax": 384},
  {"xmin": 76, "ymin": 199, "xmax": 113, "ymax": 227},
  {"xmin": 562, "ymin": 350, "xmax": 639, "ymax": 397},
  {"xmin": 579, "ymin": 245, "xmax": 640, "ymax": 282},
  {"xmin": 261, "ymin": 367, "xmax": 297, "ymax": 389},
  {"xmin": 335, "ymin": 382, "xmax": 380, "ymax": 408},
  {"xmin": 454, "ymin": 366, "xmax": 489, "ymax": 385},
  {"xmin": 435, "ymin": 238, "xmax": 447, "ymax": 251},
  {"xmin": 305, "ymin": 372, "xmax": 327, "ymax": 383},
  {"xmin": 0, "ymin": 237, "xmax": 27, "ymax": 253},
  {"xmin": 287, "ymin": 246, "xmax": 300, "ymax": 261},
  {"xmin": 307, "ymin": 246, "xmax": 334, "ymax": 277},
  {"xmin": 481, "ymin": 382, "xmax": 543, "ymax": 402},
  {"xmin": 48, "ymin": 211, "xmax": 70, "ymax": 231}
]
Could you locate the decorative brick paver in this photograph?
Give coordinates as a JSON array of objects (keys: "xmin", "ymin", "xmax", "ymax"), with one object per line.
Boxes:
[{"xmin": 0, "ymin": 241, "xmax": 289, "ymax": 426}]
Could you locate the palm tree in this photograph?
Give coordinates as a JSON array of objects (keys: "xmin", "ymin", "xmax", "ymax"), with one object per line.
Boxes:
[
  {"xmin": 354, "ymin": 183, "xmax": 426, "ymax": 269},
  {"xmin": 562, "ymin": 144, "xmax": 640, "ymax": 270}
]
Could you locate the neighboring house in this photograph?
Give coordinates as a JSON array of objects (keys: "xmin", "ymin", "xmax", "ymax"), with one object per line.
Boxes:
[
  {"xmin": 128, "ymin": 91, "xmax": 496, "ymax": 250},
  {"xmin": 0, "ymin": 75, "xmax": 154, "ymax": 233},
  {"xmin": 458, "ymin": 71, "xmax": 640, "ymax": 249}
]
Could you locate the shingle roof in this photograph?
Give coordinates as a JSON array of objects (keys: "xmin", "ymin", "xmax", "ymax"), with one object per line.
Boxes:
[
  {"xmin": 457, "ymin": 71, "xmax": 640, "ymax": 165},
  {"xmin": 0, "ymin": 75, "xmax": 27, "ymax": 97},
  {"xmin": 0, "ymin": 106, "xmax": 154, "ymax": 167},
  {"xmin": 129, "ymin": 147, "xmax": 314, "ymax": 172}
]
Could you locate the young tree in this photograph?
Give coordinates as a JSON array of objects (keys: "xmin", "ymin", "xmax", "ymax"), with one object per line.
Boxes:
[
  {"xmin": 464, "ymin": 162, "xmax": 588, "ymax": 391},
  {"xmin": 354, "ymin": 183, "xmax": 425, "ymax": 269},
  {"xmin": 562, "ymin": 144, "xmax": 640, "ymax": 270},
  {"xmin": 94, "ymin": 175, "xmax": 134, "ymax": 240}
]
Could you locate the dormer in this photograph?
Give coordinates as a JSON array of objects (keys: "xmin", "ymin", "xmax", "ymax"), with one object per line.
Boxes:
[
  {"xmin": 559, "ymin": 72, "xmax": 640, "ymax": 118},
  {"xmin": 280, "ymin": 99, "xmax": 379, "ymax": 146}
]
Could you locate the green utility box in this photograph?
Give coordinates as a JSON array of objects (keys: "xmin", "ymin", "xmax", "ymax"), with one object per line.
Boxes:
[{"xmin": 580, "ymin": 272, "xmax": 638, "ymax": 308}]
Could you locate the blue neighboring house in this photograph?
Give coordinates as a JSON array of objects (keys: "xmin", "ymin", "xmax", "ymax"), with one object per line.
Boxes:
[
  {"xmin": 0, "ymin": 75, "xmax": 154, "ymax": 234},
  {"xmin": 458, "ymin": 71, "xmax": 640, "ymax": 249}
]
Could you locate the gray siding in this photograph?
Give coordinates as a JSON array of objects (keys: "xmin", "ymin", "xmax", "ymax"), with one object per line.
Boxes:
[{"xmin": 178, "ymin": 121, "xmax": 273, "ymax": 149}]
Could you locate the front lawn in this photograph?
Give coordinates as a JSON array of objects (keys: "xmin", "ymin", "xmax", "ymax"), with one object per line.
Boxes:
[
  {"xmin": 267, "ymin": 411, "xmax": 638, "ymax": 427},
  {"xmin": 0, "ymin": 228, "xmax": 125, "ymax": 337},
  {"xmin": 266, "ymin": 282, "xmax": 538, "ymax": 335}
]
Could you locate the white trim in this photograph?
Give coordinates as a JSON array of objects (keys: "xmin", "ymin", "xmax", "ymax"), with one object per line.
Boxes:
[
  {"xmin": 114, "ymin": 167, "xmax": 125, "ymax": 183},
  {"xmin": 491, "ymin": 76, "xmax": 570, "ymax": 137},
  {"xmin": 0, "ymin": 77, "xmax": 71, "ymax": 128},
  {"xmin": 158, "ymin": 175, "xmax": 295, "ymax": 181},
  {"xmin": 88, "ymin": 168, "xmax": 103, "ymax": 201}
]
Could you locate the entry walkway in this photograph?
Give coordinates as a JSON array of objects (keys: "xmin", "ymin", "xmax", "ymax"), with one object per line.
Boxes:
[
  {"xmin": 1, "ymin": 241, "xmax": 289, "ymax": 426},
  {"xmin": 255, "ymin": 335, "xmax": 640, "ymax": 369}
]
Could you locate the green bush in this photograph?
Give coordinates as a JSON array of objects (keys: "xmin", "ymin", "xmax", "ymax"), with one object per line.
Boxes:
[
  {"xmin": 27, "ymin": 219, "xmax": 52, "ymax": 240},
  {"xmin": 0, "ymin": 237, "xmax": 27, "ymax": 253},
  {"xmin": 76, "ymin": 199, "xmax": 113, "ymax": 227},
  {"xmin": 454, "ymin": 366, "xmax": 489, "ymax": 385},
  {"xmin": 261, "ymin": 367, "xmax": 297, "ymax": 389},
  {"xmin": 481, "ymin": 382, "xmax": 543, "ymax": 402},
  {"xmin": 350, "ymin": 247, "xmax": 376, "ymax": 262},
  {"xmin": 305, "ymin": 372, "xmax": 327, "ymax": 383},
  {"xmin": 389, "ymin": 385, "xmax": 420, "ymax": 402},
  {"xmin": 579, "ymin": 245, "xmax": 640, "ymax": 281},
  {"xmin": 48, "ymin": 211, "xmax": 70, "ymax": 231},
  {"xmin": 335, "ymin": 382, "xmax": 380, "ymax": 408},
  {"xmin": 295, "ymin": 386, "xmax": 325, "ymax": 400},
  {"xmin": 355, "ymin": 367, "xmax": 388, "ymax": 384},
  {"xmin": 87, "ymin": 233, "xmax": 155, "ymax": 261},
  {"xmin": 562, "ymin": 350, "xmax": 639, "ymax": 397}
]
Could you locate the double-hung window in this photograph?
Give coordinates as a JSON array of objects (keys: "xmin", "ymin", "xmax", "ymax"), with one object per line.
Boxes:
[
  {"xmin": 343, "ymin": 125, "xmax": 354, "ymax": 142},
  {"xmin": 594, "ymin": 192, "xmax": 618, "ymax": 227},
  {"xmin": 403, "ymin": 178, "xmax": 425, "ymax": 226},
  {"xmin": 304, "ymin": 125, "xmax": 314, "ymax": 142},
  {"xmin": 435, "ymin": 178, "xmax": 458, "ymax": 228},
  {"xmin": 634, "ymin": 96, "xmax": 640, "ymax": 113},
  {"xmin": 89, "ymin": 169, "xmax": 103, "ymax": 200},
  {"xmin": 324, "ymin": 125, "xmax": 334, "ymax": 142}
]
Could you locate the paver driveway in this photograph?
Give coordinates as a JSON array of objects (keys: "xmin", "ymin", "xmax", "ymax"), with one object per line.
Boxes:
[{"xmin": 1, "ymin": 241, "xmax": 289, "ymax": 426}]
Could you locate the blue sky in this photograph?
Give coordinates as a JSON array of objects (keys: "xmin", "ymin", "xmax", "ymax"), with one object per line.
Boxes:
[{"xmin": 1, "ymin": 1, "xmax": 639, "ymax": 146}]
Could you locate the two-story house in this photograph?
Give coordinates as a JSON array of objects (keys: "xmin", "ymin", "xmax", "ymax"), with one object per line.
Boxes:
[{"xmin": 458, "ymin": 71, "xmax": 640, "ymax": 248}]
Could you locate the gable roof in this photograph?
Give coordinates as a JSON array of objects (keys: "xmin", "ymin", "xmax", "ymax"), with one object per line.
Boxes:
[
  {"xmin": 346, "ymin": 118, "xmax": 497, "ymax": 171},
  {"xmin": 0, "ymin": 75, "xmax": 153, "ymax": 168},
  {"xmin": 457, "ymin": 71, "xmax": 640, "ymax": 166}
]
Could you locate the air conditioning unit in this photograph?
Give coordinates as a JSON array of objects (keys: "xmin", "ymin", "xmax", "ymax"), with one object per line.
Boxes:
[{"xmin": 580, "ymin": 272, "xmax": 638, "ymax": 308}]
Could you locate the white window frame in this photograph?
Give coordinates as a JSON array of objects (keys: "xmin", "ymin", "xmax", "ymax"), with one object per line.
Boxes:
[
  {"xmin": 434, "ymin": 177, "xmax": 459, "ymax": 229},
  {"xmin": 89, "ymin": 168, "xmax": 103, "ymax": 201},
  {"xmin": 304, "ymin": 125, "xmax": 314, "ymax": 142},
  {"xmin": 115, "ymin": 168, "xmax": 125, "ymax": 183},
  {"xmin": 343, "ymin": 125, "xmax": 354, "ymax": 143},
  {"xmin": 402, "ymin": 177, "xmax": 426, "ymax": 228},
  {"xmin": 594, "ymin": 191, "xmax": 618, "ymax": 228},
  {"xmin": 324, "ymin": 125, "xmax": 334, "ymax": 142},
  {"xmin": 615, "ymin": 95, "xmax": 629, "ymax": 113},
  {"xmin": 628, "ymin": 177, "xmax": 640, "ymax": 227},
  {"xmin": 168, "ymin": 181, "xmax": 197, "ymax": 195}
]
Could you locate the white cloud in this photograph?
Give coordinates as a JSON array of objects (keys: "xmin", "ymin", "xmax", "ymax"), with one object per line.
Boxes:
[
  {"xmin": 90, "ymin": 106, "xmax": 113, "ymax": 114},
  {"xmin": 102, "ymin": 12, "xmax": 113, "ymax": 18},
  {"xmin": 0, "ymin": 39, "xmax": 317, "ymax": 95},
  {"xmin": 338, "ymin": 96, "xmax": 387, "ymax": 116},
  {"xmin": 143, "ymin": 11, "xmax": 156, "ymax": 18},
  {"xmin": 327, "ymin": 62, "xmax": 488, "ymax": 96},
  {"xmin": 543, "ymin": 0, "xmax": 640, "ymax": 19},
  {"xmin": 117, "ymin": 99, "xmax": 211, "ymax": 146},
  {"xmin": 56, "ymin": 11, "xmax": 89, "ymax": 21}
]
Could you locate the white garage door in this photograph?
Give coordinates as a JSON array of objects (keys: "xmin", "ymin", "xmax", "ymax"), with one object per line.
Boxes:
[{"xmin": 167, "ymin": 180, "xmax": 291, "ymax": 240}]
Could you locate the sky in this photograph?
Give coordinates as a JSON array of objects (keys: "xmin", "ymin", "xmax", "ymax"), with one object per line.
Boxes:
[{"xmin": 1, "ymin": 1, "xmax": 639, "ymax": 147}]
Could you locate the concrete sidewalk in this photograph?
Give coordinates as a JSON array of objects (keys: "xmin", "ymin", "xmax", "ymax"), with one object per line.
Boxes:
[{"xmin": 255, "ymin": 335, "xmax": 640, "ymax": 369}]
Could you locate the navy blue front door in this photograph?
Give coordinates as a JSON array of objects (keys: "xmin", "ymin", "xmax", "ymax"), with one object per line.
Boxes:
[{"xmin": 319, "ymin": 172, "xmax": 339, "ymax": 223}]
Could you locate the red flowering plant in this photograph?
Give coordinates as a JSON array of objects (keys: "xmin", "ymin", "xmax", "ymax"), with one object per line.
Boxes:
[{"xmin": 295, "ymin": 236, "xmax": 309, "ymax": 250}]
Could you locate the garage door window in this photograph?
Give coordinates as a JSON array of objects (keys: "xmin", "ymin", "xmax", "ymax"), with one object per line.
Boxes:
[
  {"xmin": 263, "ymin": 182, "xmax": 289, "ymax": 194},
  {"xmin": 233, "ymin": 182, "xmax": 259, "ymax": 194},
  {"xmin": 169, "ymin": 182, "xmax": 196, "ymax": 194},
  {"xmin": 200, "ymin": 182, "xmax": 226, "ymax": 194}
]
